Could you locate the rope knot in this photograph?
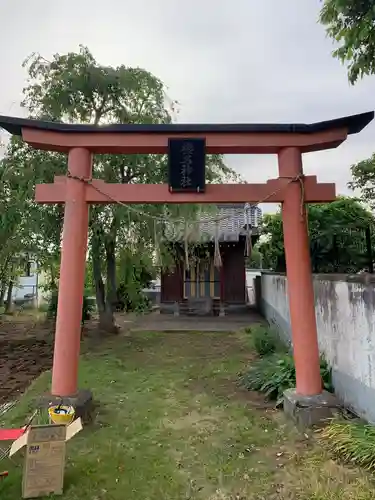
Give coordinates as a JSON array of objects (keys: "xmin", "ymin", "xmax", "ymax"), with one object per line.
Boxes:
[
  {"xmin": 66, "ymin": 171, "xmax": 92, "ymax": 184},
  {"xmin": 279, "ymin": 174, "xmax": 306, "ymax": 220}
]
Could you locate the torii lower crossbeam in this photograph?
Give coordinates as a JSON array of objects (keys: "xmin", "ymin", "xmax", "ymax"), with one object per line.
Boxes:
[{"xmin": 35, "ymin": 175, "xmax": 335, "ymax": 204}]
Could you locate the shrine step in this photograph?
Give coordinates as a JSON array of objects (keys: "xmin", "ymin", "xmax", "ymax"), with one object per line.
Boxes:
[
  {"xmin": 179, "ymin": 298, "xmax": 214, "ymax": 316},
  {"xmin": 160, "ymin": 301, "xmax": 250, "ymax": 316}
]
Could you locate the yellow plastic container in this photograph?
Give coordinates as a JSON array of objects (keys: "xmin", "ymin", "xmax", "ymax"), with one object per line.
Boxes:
[{"xmin": 48, "ymin": 405, "xmax": 75, "ymax": 425}]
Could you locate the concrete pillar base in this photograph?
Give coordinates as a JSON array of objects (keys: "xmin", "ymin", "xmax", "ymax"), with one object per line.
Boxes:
[
  {"xmin": 283, "ymin": 388, "xmax": 341, "ymax": 430},
  {"xmin": 173, "ymin": 302, "xmax": 180, "ymax": 317},
  {"xmin": 38, "ymin": 389, "xmax": 93, "ymax": 424}
]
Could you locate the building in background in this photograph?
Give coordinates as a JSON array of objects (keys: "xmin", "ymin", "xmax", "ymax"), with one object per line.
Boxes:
[
  {"xmin": 245, "ymin": 203, "xmax": 262, "ymax": 227},
  {"xmin": 11, "ymin": 258, "xmax": 47, "ymax": 307},
  {"xmin": 160, "ymin": 203, "xmax": 261, "ymax": 315},
  {"xmin": 216, "ymin": 203, "xmax": 262, "ymax": 231}
]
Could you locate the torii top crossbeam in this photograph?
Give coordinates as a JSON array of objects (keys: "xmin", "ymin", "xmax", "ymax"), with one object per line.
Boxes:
[{"xmin": 0, "ymin": 111, "xmax": 373, "ymax": 154}]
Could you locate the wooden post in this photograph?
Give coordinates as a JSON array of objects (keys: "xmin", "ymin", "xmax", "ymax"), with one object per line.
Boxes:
[
  {"xmin": 51, "ymin": 148, "xmax": 92, "ymax": 397},
  {"xmin": 278, "ymin": 147, "xmax": 322, "ymax": 396}
]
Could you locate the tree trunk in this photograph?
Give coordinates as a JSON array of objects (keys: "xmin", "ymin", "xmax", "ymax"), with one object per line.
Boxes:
[
  {"xmin": 49, "ymin": 264, "xmax": 57, "ymax": 290},
  {"xmin": 92, "ymin": 248, "xmax": 105, "ymax": 314},
  {"xmin": 0, "ymin": 255, "xmax": 11, "ymax": 307},
  {"xmin": 5, "ymin": 280, "xmax": 14, "ymax": 314},
  {"xmin": 103, "ymin": 235, "xmax": 119, "ymax": 334},
  {"xmin": 0, "ymin": 283, "xmax": 6, "ymax": 307},
  {"xmin": 92, "ymin": 234, "xmax": 118, "ymax": 334},
  {"xmin": 105, "ymin": 237, "xmax": 117, "ymax": 311}
]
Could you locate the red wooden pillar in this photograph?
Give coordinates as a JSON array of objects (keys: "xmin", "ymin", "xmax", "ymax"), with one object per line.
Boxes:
[
  {"xmin": 278, "ymin": 147, "xmax": 322, "ymax": 396},
  {"xmin": 51, "ymin": 148, "xmax": 92, "ymax": 397}
]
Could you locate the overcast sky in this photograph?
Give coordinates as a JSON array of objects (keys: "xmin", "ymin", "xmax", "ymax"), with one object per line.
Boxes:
[{"xmin": 1, "ymin": 0, "xmax": 374, "ymax": 213}]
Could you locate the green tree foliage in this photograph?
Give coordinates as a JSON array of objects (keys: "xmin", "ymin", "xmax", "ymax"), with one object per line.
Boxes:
[
  {"xmin": 319, "ymin": 0, "xmax": 375, "ymax": 83},
  {"xmin": 258, "ymin": 197, "xmax": 374, "ymax": 273},
  {"xmin": 0, "ymin": 149, "xmax": 39, "ymax": 310},
  {"xmin": 115, "ymin": 247, "xmax": 155, "ymax": 313},
  {"xmin": 349, "ymin": 153, "xmax": 375, "ymax": 209},
  {"xmin": 319, "ymin": 2, "xmax": 375, "ymax": 269},
  {"xmin": 1, "ymin": 46, "xmax": 237, "ymax": 330},
  {"xmin": 246, "ymin": 247, "xmax": 263, "ymax": 269},
  {"xmin": 1, "ymin": 137, "xmax": 66, "ymax": 273}
]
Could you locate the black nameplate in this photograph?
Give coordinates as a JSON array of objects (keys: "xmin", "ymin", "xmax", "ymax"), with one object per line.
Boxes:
[{"xmin": 168, "ymin": 138, "xmax": 206, "ymax": 193}]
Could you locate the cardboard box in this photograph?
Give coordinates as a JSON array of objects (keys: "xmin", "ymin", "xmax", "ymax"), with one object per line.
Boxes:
[{"xmin": 9, "ymin": 418, "xmax": 82, "ymax": 499}]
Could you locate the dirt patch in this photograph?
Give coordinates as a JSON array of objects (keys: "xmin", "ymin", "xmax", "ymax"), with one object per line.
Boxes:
[
  {"xmin": 0, "ymin": 314, "xmax": 125, "ymax": 406},
  {"xmin": 0, "ymin": 316, "xmax": 55, "ymax": 405},
  {"xmin": 0, "ymin": 315, "xmax": 53, "ymax": 341},
  {"xmin": 0, "ymin": 336, "xmax": 54, "ymax": 404}
]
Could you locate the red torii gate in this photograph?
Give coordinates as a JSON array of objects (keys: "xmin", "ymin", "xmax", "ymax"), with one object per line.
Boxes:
[{"xmin": 0, "ymin": 112, "xmax": 373, "ymax": 401}]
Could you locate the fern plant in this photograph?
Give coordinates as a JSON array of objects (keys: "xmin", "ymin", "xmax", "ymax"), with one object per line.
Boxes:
[{"xmin": 241, "ymin": 353, "xmax": 333, "ymax": 406}]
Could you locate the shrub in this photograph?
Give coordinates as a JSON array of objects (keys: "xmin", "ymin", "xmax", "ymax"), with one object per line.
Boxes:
[
  {"xmin": 82, "ymin": 295, "xmax": 96, "ymax": 322},
  {"xmin": 38, "ymin": 303, "xmax": 49, "ymax": 313},
  {"xmin": 47, "ymin": 290, "xmax": 95, "ymax": 326},
  {"xmin": 47, "ymin": 292, "xmax": 58, "ymax": 320},
  {"xmin": 133, "ymin": 293, "xmax": 152, "ymax": 314},
  {"xmin": 116, "ymin": 283, "xmax": 151, "ymax": 314},
  {"xmin": 245, "ymin": 324, "xmax": 285, "ymax": 356},
  {"xmin": 241, "ymin": 352, "xmax": 333, "ymax": 406},
  {"xmin": 320, "ymin": 419, "xmax": 375, "ymax": 471}
]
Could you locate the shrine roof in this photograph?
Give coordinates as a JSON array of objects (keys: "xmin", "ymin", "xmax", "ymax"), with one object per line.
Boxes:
[
  {"xmin": 0, "ymin": 112, "xmax": 373, "ymax": 137},
  {"xmin": 165, "ymin": 204, "xmax": 261, "ymax": 243}
]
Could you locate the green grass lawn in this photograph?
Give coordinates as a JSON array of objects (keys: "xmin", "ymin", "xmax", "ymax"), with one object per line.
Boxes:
[{"xmin": 1, "ymin": 331, "xmax": 374, "ymax": 499}]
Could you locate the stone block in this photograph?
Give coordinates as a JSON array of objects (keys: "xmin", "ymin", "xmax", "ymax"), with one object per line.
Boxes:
[
  {"xmin": 187, "ymin": 298, "xmax": 213, "ymax": 315},
  {"xmin": 38, "ymin": 389, "xmax": 93, "ymax": 423},
  {"xmin": 173, "ymin": 301, "xmax": 180, "ymax": 316},
  {"xmin": 283, "ymin": 388, "xmax": 341, "ymax": 430}
]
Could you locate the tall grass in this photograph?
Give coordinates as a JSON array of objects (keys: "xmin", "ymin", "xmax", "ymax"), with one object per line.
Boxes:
[{"xmin": 320, "ymin": 418, "xmax": 375, "ymax": 471}]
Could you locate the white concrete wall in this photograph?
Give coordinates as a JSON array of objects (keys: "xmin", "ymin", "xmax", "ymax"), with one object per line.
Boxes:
[
  {"xmin": 261, "ymin": 272, "xmax": 375, "ymax": 423},
  {"xmin": 245, "ymin": 270, "xmax": 261, "ymax": 305},
  {"xmin": 8, "ymin": 262, "xmax": 48, "ymax": 305},
  {"xmin": 12, "ymin": 261, "xmax": 38, "ymax": 301}
]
